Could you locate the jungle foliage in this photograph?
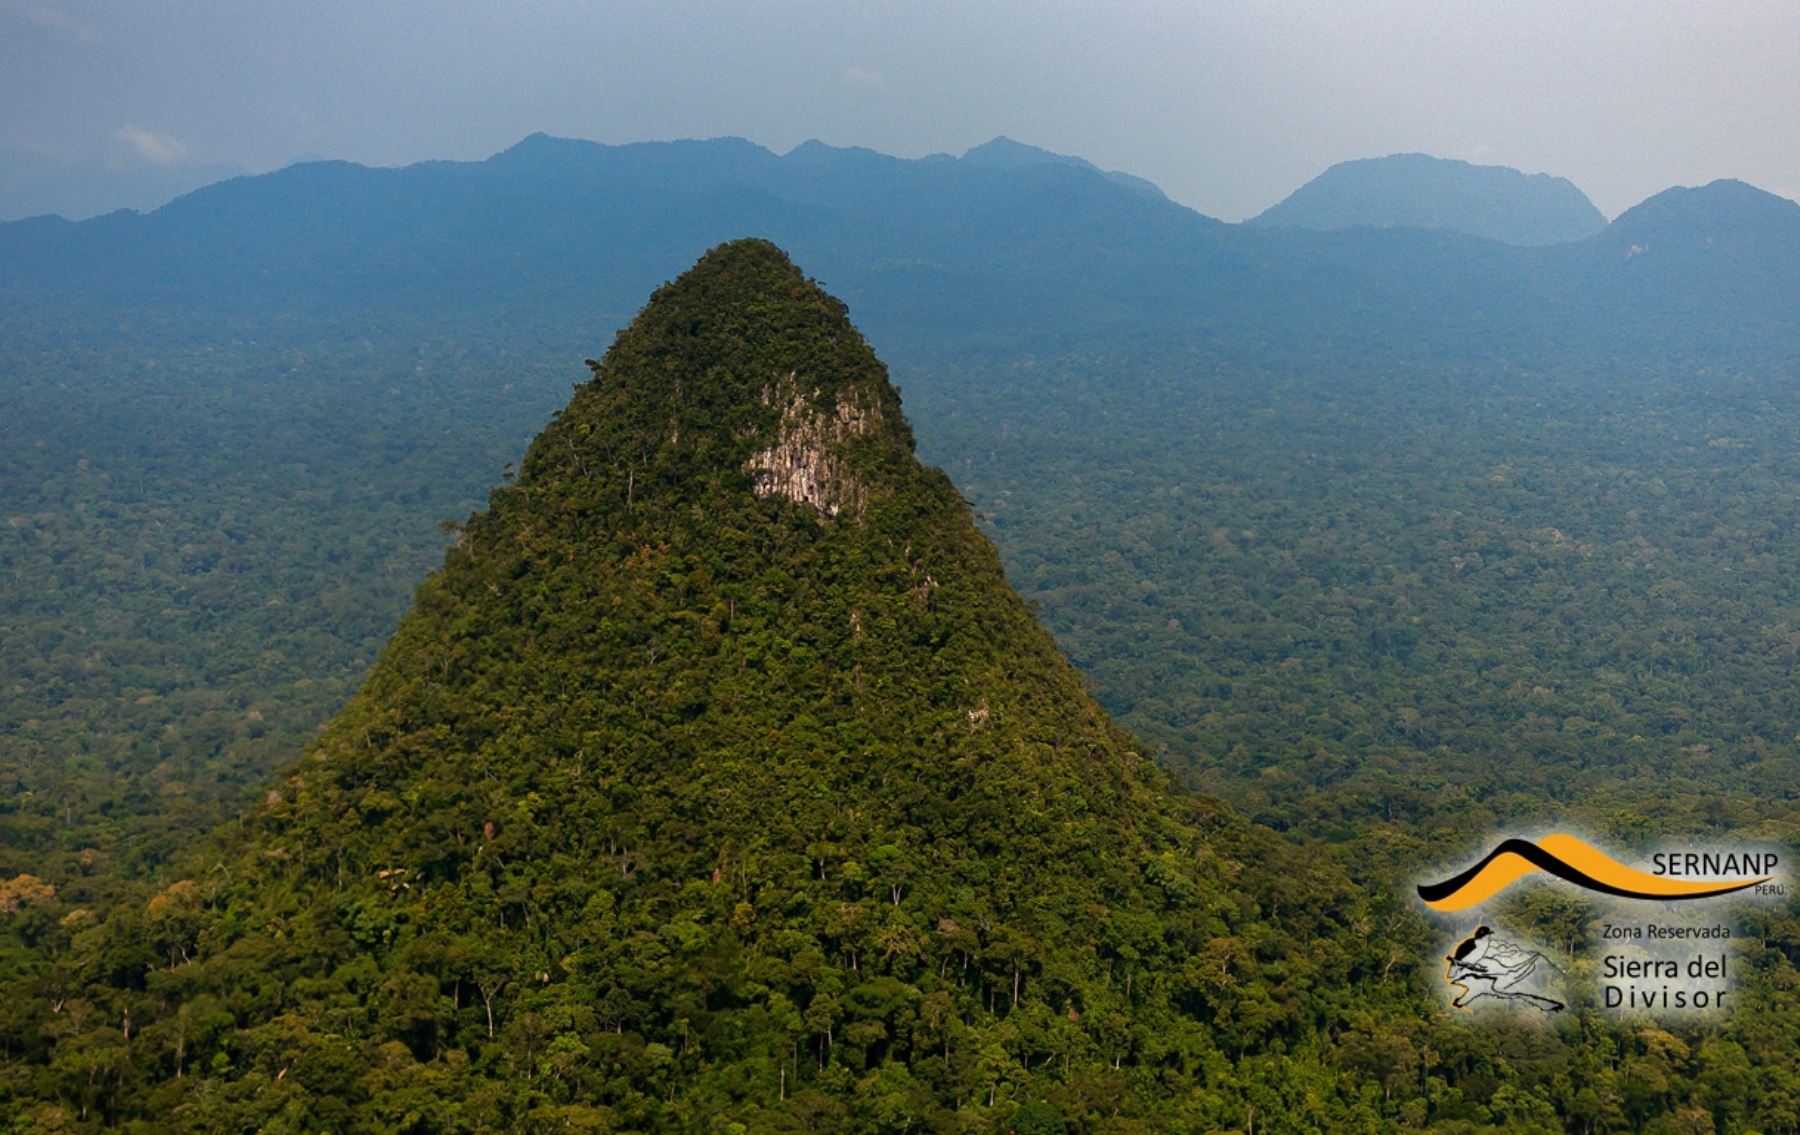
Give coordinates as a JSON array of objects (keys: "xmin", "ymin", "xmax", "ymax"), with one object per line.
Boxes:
[
  {"xmin": 2, "ymin": 235, "xmax": 1800, "ymax": 1132},
  {"xmin": 0, "ymin": 243, "xmax": 1432, "ymax": 1132}
]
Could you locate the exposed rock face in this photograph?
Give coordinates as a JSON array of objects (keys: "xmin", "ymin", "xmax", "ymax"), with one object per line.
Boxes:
[{"xmin": 745, "ymin": 374, "xmax": 878, "ymax": 518}]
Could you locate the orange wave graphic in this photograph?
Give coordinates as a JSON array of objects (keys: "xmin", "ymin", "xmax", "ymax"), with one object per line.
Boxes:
[{"xmin": 1418, "ymin": 833, "xmax": 1768, "ymax": 912}]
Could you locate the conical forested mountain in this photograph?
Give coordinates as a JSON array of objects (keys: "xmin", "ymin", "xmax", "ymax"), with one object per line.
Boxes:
[{"xmin": 2, "ymin": 241, "xmax": 1397, "ymax": 1133}]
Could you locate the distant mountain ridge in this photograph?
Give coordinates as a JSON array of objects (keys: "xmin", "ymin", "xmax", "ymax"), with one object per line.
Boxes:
[
  {"xmin": 0, "ymin": 145, "xmax": 247, "ymax": 222},
  {"xmin": 1609, "ymin": 177, "xmax": 1800, "ymax": 245},
  {"xmin": 958, "ymin": 135, "xmax": 1169, "ymax": 199},
  {"xmin": 1547, "ymin": 177, "xmax": 1800, "ymax": 334},
  {"xmin": 1249, "ymin": 152, "xmax": 1608, "ymax": 246},
  {"xmin": 1, "ymin": 133, "xmax": 1795, "ymax": 354}
]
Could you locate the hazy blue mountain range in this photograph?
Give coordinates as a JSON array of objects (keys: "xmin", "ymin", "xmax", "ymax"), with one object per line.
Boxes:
[
  {"xmin": 2, "ymin": 134, "xmax": 1795, "ymax": 356},
  {"xmin": 959, "ymin": 135, "xmax": 1170, "ymax": 199},
  {"xmin": 1561, "ymin": 177, "xmax": 1800, "ymax": 332},
  {"xmin": 0, "ymin": 145, "xmax": 247, "ymax": 223},
  {"xmin": 1248, "ymin": 152, "xmax": 1608, "ymax": 246}
]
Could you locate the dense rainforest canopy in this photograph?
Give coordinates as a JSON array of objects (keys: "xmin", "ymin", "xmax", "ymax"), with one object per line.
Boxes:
[{"xmin": 1, "ymin": 241, "xmax": 1432, "ymax": 1132}]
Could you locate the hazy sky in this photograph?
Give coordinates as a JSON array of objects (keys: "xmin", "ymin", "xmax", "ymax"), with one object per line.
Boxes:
[{"xmin": 3, "ymin": 0, "xmax": 1796, "ymax": 221}]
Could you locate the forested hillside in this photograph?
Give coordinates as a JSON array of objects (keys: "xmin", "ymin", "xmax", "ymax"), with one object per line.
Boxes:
[{"xmin": 2, "ymin": 241, "xmax": 1432, "ymax": 1132}]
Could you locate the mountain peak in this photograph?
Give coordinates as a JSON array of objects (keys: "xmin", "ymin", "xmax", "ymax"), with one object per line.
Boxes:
[
  {"xmin": 960, "ymin": 136, "xmax": 1168, "ymax": 199},
  {"xmin": 1250, "ymin": 152, "xmax": 1606, "ymax": 245},
  {"xmin": 636, "ymin": 234, "xmax": 798, "ymax": 293},
  {"xmin": 1611, "ymin": 177, "xmax": 1800, "ymax": 238},
  {"xmin": 960, "ymin": 135, "xmax": 1093, "ymax": 171},
  {"xmin": 535, "ymin": 238, "xmax": 913, "ymax": 522},
  {"xmin": 783, "ymin": 138, "xmax": 888, "ymax": 162},
  {"xmin": 492, "ymin": 131, "xmax": 593, "ymax": 159}
]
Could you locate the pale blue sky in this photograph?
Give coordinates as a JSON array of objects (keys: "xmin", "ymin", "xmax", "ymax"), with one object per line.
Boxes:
[{"xmin": 2, "ymin": 0, "xmax": 1796, "ymax": 220}]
